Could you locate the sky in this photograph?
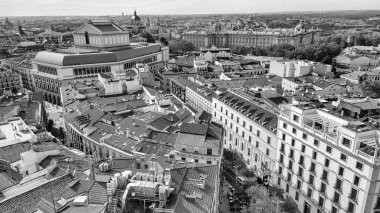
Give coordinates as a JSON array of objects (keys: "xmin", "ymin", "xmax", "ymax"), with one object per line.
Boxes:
[{"xmin": 1, "ymin": 0, "xmax": 380, "ymax": 16}]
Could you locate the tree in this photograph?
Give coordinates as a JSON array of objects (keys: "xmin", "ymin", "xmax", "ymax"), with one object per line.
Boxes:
[
  {"xmin": 159, "ymin": 37, "xmax": 169, "ymax": 46},
  {"xmin": 280, "ymin": 197, "xmax": 300, "ymax": 213},
  {"xmin": 241, "ymin": 184, "xmax": 277, "ymax": 213},
  {"xmin": 169, "ymin": 39, "xmax": 197, "ymax": 54},
  {"xmin": 11, "ymin": 87, "xmax": 18, "ymax": 94},
  {"xmin": 361, "ymin": 80, "xmax": 380, "ymax": 98},
  {"xmin": 141, "ymin": 32, "xmax": 155, "ymax": 43}
]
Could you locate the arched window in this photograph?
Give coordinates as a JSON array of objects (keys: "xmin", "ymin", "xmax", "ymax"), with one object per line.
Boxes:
[{"xmin": 85, "ymin": 31, "xmax": 89, "ymax": 44}]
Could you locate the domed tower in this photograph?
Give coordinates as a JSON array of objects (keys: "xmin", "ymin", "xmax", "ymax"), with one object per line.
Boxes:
[
  {"xmin": 131, "ymin": 9, "xmax": 141, "ymax": 25},
  {"xmin": 145, "ymin": 18, "xmax": 150, "ymax": 28}
]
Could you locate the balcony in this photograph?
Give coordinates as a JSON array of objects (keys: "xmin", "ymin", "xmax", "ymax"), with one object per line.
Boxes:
[{"xmin": 357, "ymin": 150, "xmax": 375, "ymax": 162}]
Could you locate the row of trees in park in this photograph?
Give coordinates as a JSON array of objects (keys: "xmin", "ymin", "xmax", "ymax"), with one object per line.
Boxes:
[
  {"xmin": 231, "ymin": 42, "xmax": 342, "ymax": 65},
  {"xmin": 230, "ymin": 29, "xmax": 380, "ymax": 65}
]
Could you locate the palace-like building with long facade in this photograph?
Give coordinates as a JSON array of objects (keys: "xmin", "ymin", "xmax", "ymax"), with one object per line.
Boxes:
[{"xmin": 183, "ymin": 23, "xmax": 319, "ymax": 49}]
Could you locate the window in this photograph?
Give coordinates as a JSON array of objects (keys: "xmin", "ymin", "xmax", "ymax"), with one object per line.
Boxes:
[
  {"xmin": 243, "ymin": 121, "xmax": 246, "ymax": 127},
  {"xmin": 282, "ymin": 133, "xmax": 286, "ymax": 140},
  {"xmin": 279, "ymin": 166, "xmax": 283, "ymax": 175},
  {"xmin": 318, "ymin": 196, "xmax": 324, "ymax": 207},
  {"xmin": 347, "ymin": 202, "xmax": 355, "ymax": 213},
  {"xmin": 299, "ymin": 155, "xmax": 304, "ymax": 166},
  {"xmin": 312, "ymin": 151, "xmax": 317, "ymax": 160},
  {"xmin": 237, "ymin": 117, "xmax": 240, "ymax": 123},
  {"xmin": 289, "ymin": 149, "xmax": 294, "ymax": 159},
  {"xmin": 353, "ymin": 176, "xmax": 360, "ymax": 186},
  {"xmin": 293, "ymin": 114, "xmax": 299, "ymax": 122},
  {"xmin": 283, "ymin": 123, "xmax": 287, "ymax": 129},
  {"xmin": 301, "ymin": 145, "xmax": 305, "ymax": 153},
  {"xmin": 279, "ymin": 154, "xmax": 284, "ymax": 164},
  {"xmin": 287, "ymin": 173, "xmax": 292, "ymax": 182},
  {"xmin": 267, "ymin": 137, "xmax": 271, "ymax": 144},
  {"xmin": 297, "ymin": 180, "xmax": 301, "ymax": 189},
  {"xmin": 335, "ymin": 179, "xmax": 342, "ymax": 191},
  {"xmin": 207, "ymin": 161, "xmax": 212, "ymax": 164},
  {"xmin": 278, "ymin": 177, "xmax": 281, "ymax": 185},
  {"xmin": 340, "ymin": 153, "xmax": 347, "ymax": 162},
  {"xmin": 322, "ymin": 170, "xmax": 328, "ymax": 181},
  {"xmin": 309, "ymin": 174, "xmax": 314, "ymax": 185},
  {"xmin": 241, "ymin": 143, "xmax": 244, "ymax": 151},
  {"xmin": 292, "ymin": 128, "xmax": 297, "ymax": 134},
  {"xmin": 288, "ymin": 160, "xmax": 293, "ymax": 170},
  {"xmin": 248, "ymin": 148, "xmax": 251, "ymax": 156},
  {"xmin": 231, "ymin": 113, "xmax": 234, "ymax": 119},
  {"xmin": 248, "ymin": 136, "xmax": 252, "ymax": 143},
  {"xmin": 350, "ymin": 188, "xmax": 358, "ymax": 201},
  {"xmin": 291, "ymin": 139, "xmax": 295, "ymax": 146},
  {"xmin": 249, "ymin": 125, "xmax": 252, "ymax": 132},
  {"xmin": 314, "ymin": 139, "xmax": 319, "ymax": 147},
  {"xmin": 236, "ymin": 127, "xmax": 239, "ymax": 133},
  {"xmin": 342, "ymin": 137, "xmax": 351, "ymax": 148},
  {"xmin": 295, "ymin": 192, "xmax": 299, "ymax": 201},
  {"xmin": 331, "ymin": 206, "xmax": 337, "ymax": 213},
  {"xmin": 320, "ymin": 182, "xmax": 326, "ymax": 194},
  {"xmin": 333, "ymin": 192, "xmax": 340, "ymax": 204},
  {"xmin": 256, "ymin": 141, "xmax": 259, "ymax": 148},
  {"xmin": 338, "ymin": 167, "xmax": 344, "ymax": 176},
  {"xmin": 85, "ymin": 31, "xmax": 90, "ymax": 44},
  {"xmin": 325, "ymin": 158, "xmax": 330, "ymax": 167},
  {"xmin": 326, "ymin": 146, "xmax": 332, "ymax": 154},
  {"xmin": 356, "ymin": 162, "xmax": 363, "ymax": 171},
  {"xmin": 307, "ymin": 188, "xmax": 312, "ymax": 197},
  {"xmin": 302, "ymin": 133, "xmax": 307, "ymax": 140},
  {"xmin": 207, "ymin": 148, "xmax": 212, "ymax": 155},
  {"xmin": 298, "ymin": 167, "xmax": 304, "ymax": 177},
  {"xmin": 242, "ymin": 131, "xmax": 245, "ymax": 138},
  {"xmin": 286, "ymin": 184, "xmax": 289, "ymax": 192},
  {"xmin": 257, "ymin": 130, "xmax": 260, "ymax": 137},
  {"xmin": 182, "ymin": 157, "xmax": 186, "ymax": 161},
  {"xmin": 310, "ymin": 162, "xmax": 316, "ymax": 173},
  {"xmin": 266, "ymin": 149, "xmax": 269, "ymax": 156}
]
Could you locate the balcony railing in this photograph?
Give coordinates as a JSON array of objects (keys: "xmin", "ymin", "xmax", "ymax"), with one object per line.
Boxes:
[{"xmin": 357, "ymin": 150, "xmax": 375, "ymax": 162}]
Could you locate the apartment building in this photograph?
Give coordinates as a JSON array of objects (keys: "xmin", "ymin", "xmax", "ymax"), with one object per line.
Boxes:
[
  {"xmin": 277, "ymin": 100, "xmax": 380, "ymax": 213},
  {"xmin": 212, "ymin": 89, "xmax": 278, "ymax": 178}
]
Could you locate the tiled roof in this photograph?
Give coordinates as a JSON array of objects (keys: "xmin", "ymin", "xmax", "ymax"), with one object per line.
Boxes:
[
  {"xmin": 217, "ymin": 90, "xmax": 278, "ymax": 132},
  {"xmin": 0, "ymin": 172, "xmax": 17, "ymax": 192},
  {"xmin": 88, "ymin": 182, "xmax": 107, "ymax": 204},
  {"xmin": 170, "ymin": 165, "xmax": 219, "ymax": 213},
  {"xmin": 149, "ymin": 116, "xmax": 175, "ymax": 132},
  {"xmin": 119, "ymin": 117, "xmax": 148, "ymax": 138},
  {"xmin": 175, "ymin": 108, "xmax": 193, "ymax": 122},
  {"xmin": 180, "ymin": 123, "xmax": 208, "ymax": 135},
  {"xmin": 0, "ymin": 175, "xmax": 74, "ymax": 213},
  {"xmin": 138, "ymin": 140, "xmax": 174, "ymax": 156},
  {"xmin": 103, "ymin": 135, "xmax": 139, "ymax": 154},
  {"xmin": 0, "ymin": 142, "xmax": 31, "ymax": 163},
  {"xmin": 38, "ymin": 154, "xmax": 65, "ymax": 168},
  {"xmin": 147, "ymin": 131, "xmax": 178, "ymax": 145},
  {"xmin": 61, "ymin": 180, "xmax": 94, "ymax": 199}
]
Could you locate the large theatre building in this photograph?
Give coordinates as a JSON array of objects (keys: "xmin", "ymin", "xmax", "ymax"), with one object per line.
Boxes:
[{"xmin": 32, "ymin": 20, "xmax": 169, "ymax": 105}]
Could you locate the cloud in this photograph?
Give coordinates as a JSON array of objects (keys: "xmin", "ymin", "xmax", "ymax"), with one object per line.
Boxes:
[{"xmin": 1, "ymin": 0, "xmax": 380, "ymax": 16}]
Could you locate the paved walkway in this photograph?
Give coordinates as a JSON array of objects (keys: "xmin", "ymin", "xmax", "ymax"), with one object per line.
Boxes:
[{"xmin": 220, "ymin": 181, "xmax": 233, "ymax": 213}]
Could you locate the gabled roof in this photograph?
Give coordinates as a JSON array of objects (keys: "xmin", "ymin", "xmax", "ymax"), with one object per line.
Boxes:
[
  {"xmin": 0, "ymin": 175, "xmax": 74, "ymax": 213},
  {"xmin": 61, "ymin": 180, "xmax": 94, "ymax": 200},
  {"xmin": 0, "ymin": 142, "xmax": 31, "ymax": 163},
  {"xmin": 180, "ymin": 123, "xmax": 208, "ymax": 135}
]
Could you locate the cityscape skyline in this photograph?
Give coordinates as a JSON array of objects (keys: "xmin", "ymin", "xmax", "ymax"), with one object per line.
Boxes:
[{"xmin": 1, "ymin": 0, "xmax": 380, "ymax": 16}]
